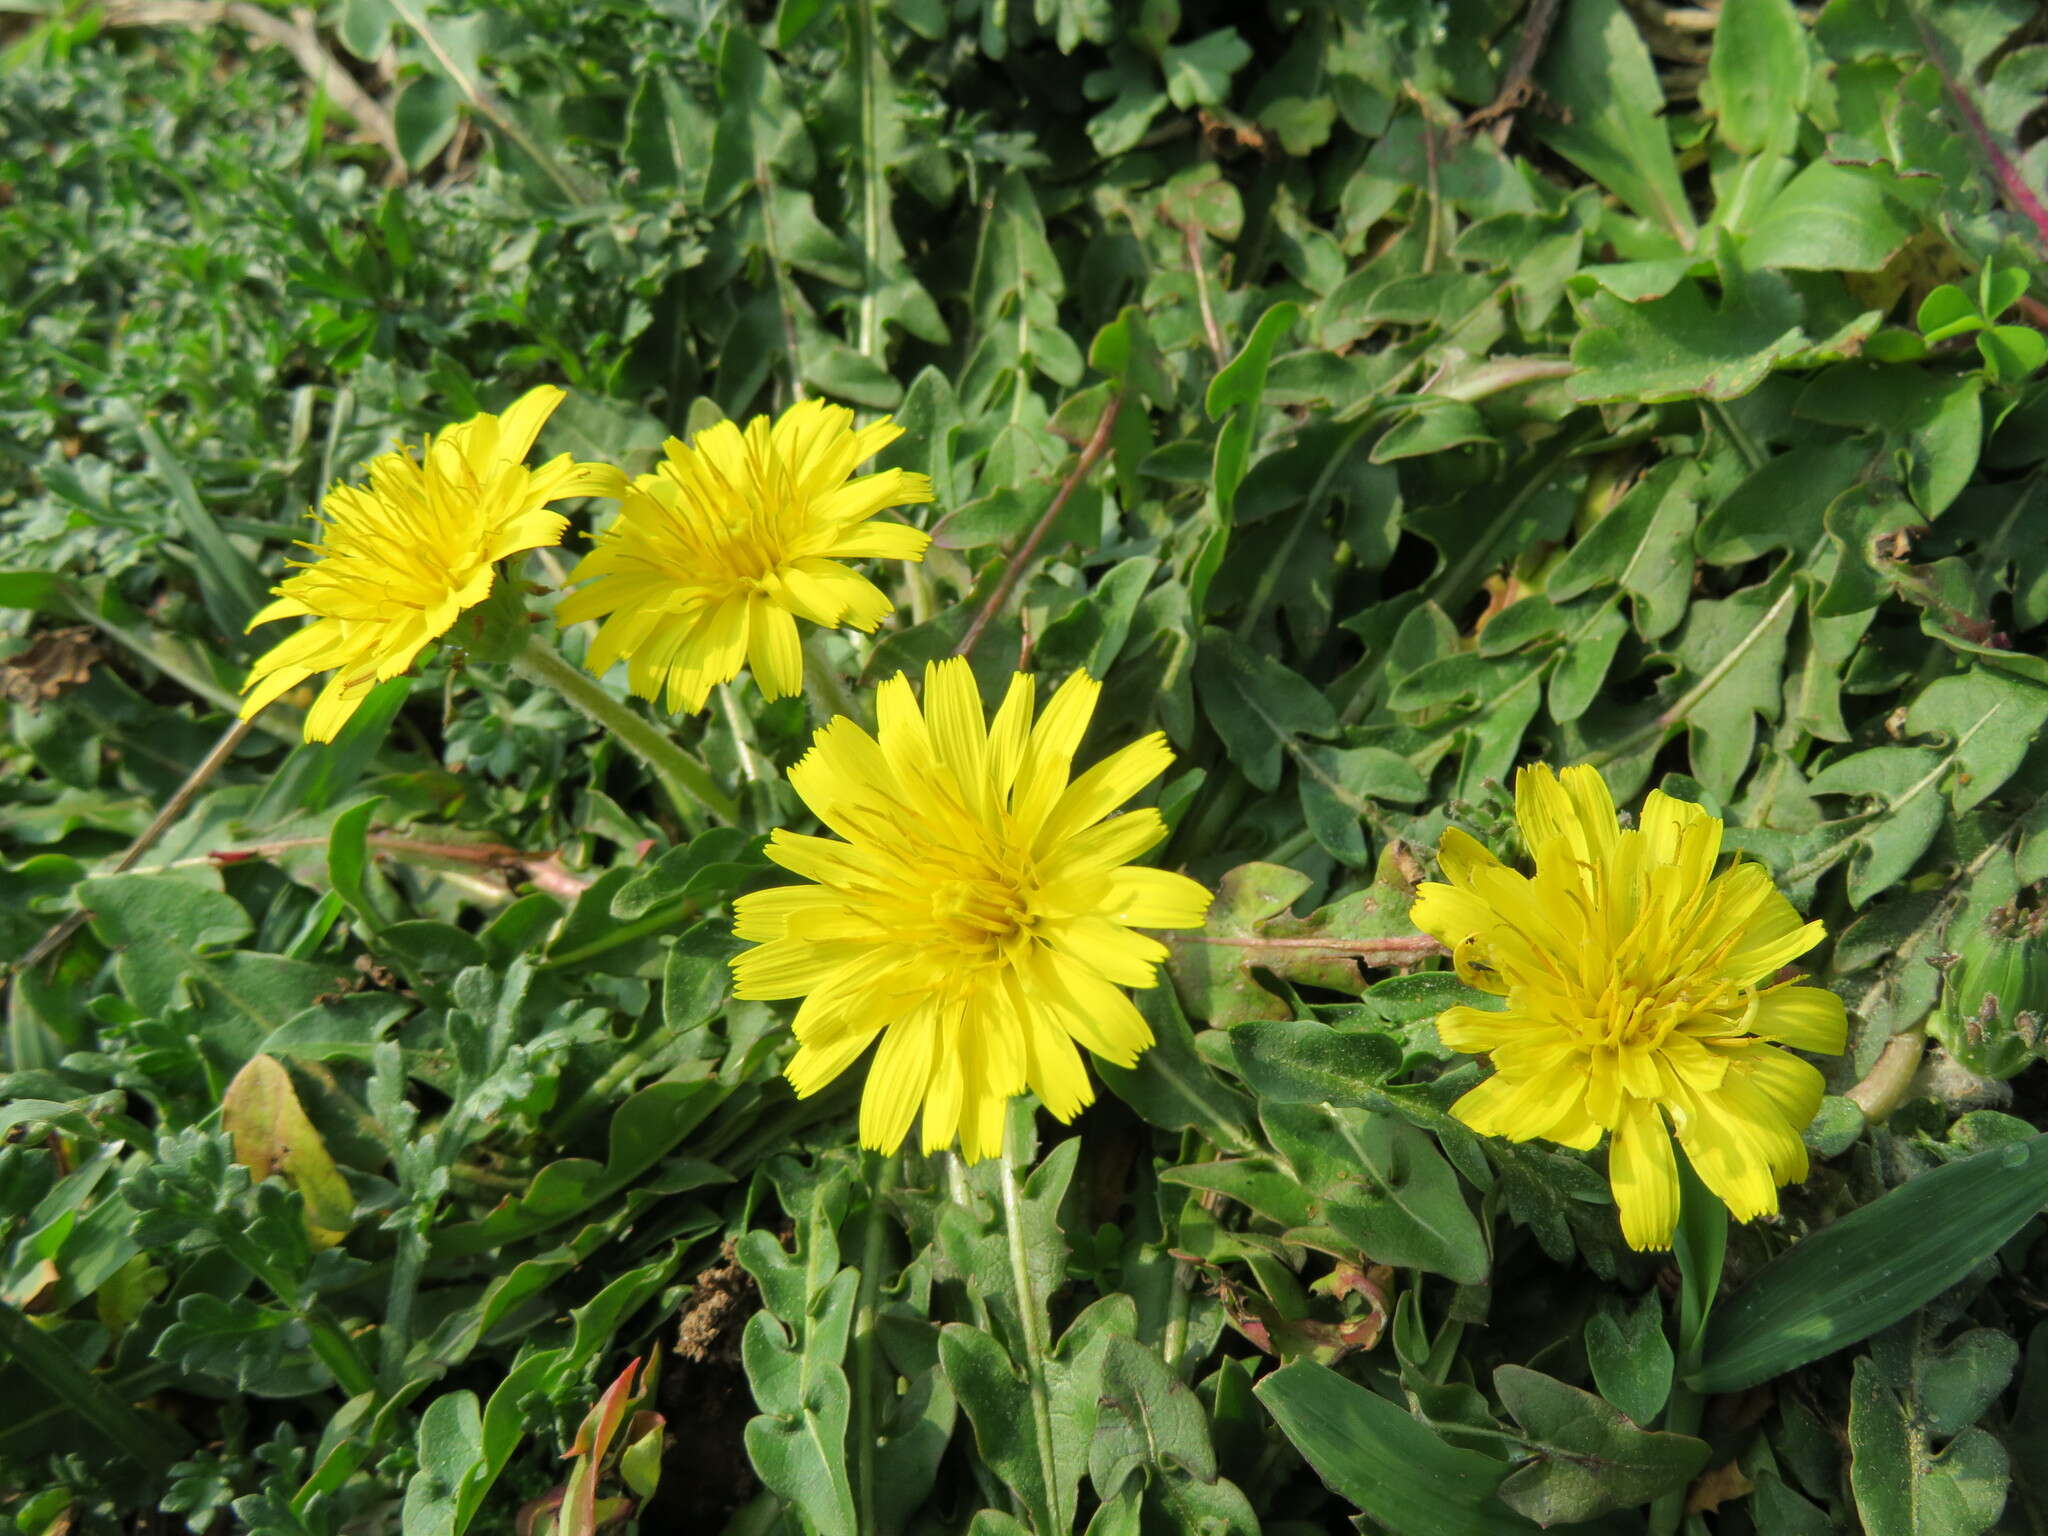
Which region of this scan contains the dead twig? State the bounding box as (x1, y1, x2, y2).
(100, 0, 403, 165)
(1911, 8, 2048, 262)
(955, 393, 1123, 661)
(1183, 224, 1228, 366)
(181, 830, 590, 901)
(1466, 0, 1564, 145)
(11, 713, 259, 976)
(1170, 933, 1445, 959)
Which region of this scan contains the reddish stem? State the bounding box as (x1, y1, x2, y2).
(1914, 12, 2048, 258)
(955, 393, 1123, 660)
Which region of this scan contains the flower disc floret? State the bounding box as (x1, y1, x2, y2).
(557, 399, 934, 714)
(1411, 763, 1847, 1250)
(730, 658, 1212, 1162)
(240, 385, 623, 742)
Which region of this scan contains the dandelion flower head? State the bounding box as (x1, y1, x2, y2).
(556, 399, 933, 714)
(730, 658, 1212, 1162)
(1411, 764, 1846, 1250)
(241, 385, 622, 742)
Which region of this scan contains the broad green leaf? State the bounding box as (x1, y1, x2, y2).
(1165, 862, 1420, 1029)
(1743, 163, 1917, 273)
(1193, 628, 1334, 791)
(1692, 1134, 2048, 1392)
(1098, 983, 1258, 1153)
(1659, 569, 1799, 800)
(1903, 667, 2048, 812)
(1493, 1366, 1708, 1522)
(221, 1054, 355, 1243)
(1161, 29, 1251, 110)
(626, 70, 713, 196)
(428, 1082, 725, 1258)
(1205, 300, 1301, 525)
(1849, 1354, 2010, 1536)
(1807, 746, 1947, 905)
(1709, 0, 1806, 154)
(1585, 1290, 1675, 1426)
(1534, 0, 1694, 240)
(102, 401, 267, 636)
(1229, 1021, 1401, 1106)
(1090, 1333, 1217, 1495)
(1262, 1102, 1489, 1283)
(1571, 258, 1811, 403)
(326, 796, 386, 933)
(1254, 1361, 1541, 1536)
(0, 1299, 190, 1474)
(744, 1270, 861, 1536)
(393, 73, 462, 171)
(401, 1391, 484, 1536)
(1917, 284, 1983, 343)
(81, 874, 335, 1037)
(1696, 441, 1869, 564)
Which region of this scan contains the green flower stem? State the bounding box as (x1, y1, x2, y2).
(1702, 397, 1765, 473)
(1650, 1158, 1728, 1536)
(378, 1215, 430, 1393)
(1159, 1129, 1198, 1375)
(1646, 1382, 1705, 1536)
(513, 635, 737, 827)
(853, 1151, 901, 1536)
(999, 1145, 1065, 1535)
(803, 629, 866, 727)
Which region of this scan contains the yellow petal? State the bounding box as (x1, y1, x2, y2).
(1011, 670, 1100, 832)
(825, 517, 933, 561)
(246, 594, 309, 631)
(1752, 985, 1846, 1053)
(1449, 1051, 1588, 1144)
(1637, 789, 1722, 877)
(919, 1005, 968, 1154)
(302, 672, 367, 743)
(1609, 1098, 1681, 1251)
(730, 937, 870, 999)
(922, 657, 990, 794)
(787, 1028, 879, 1098)
(1434, 1005, 1524, 1054)
(1024, 1008, 1094, 1121)
(860, 1007, 936, 1153)
(747, 597, 805, 700)
(1515, 762, 1616, 873)
(1038, 808, 1168, 878)
(1671, 1080, 1795, 1222)
(1039, 733, 1174, 848)
(1042, 915, 1165, 988)
(1435, 826, 1503, 886)
(874, 670, 936, 781)
(1732, 1045, 1825, 1136)
(1098, 868, 1212, 929)
(985, 673, 1036, 799)
(1021, 950, 1154, 1067)
(778, 558, 893, 630)
(731, 885, 843, 942)
(1409, 880, 1498, 951)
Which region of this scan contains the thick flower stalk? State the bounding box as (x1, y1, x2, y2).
(1411, 764, 1846, 1250)
(557, 399, 933, 714)
(241, 385, 623, 742)
(730, 658, 1212, 1161)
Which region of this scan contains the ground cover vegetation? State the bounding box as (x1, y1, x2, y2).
(5, 0, 2048, 1532)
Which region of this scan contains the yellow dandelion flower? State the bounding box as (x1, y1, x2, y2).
(555, 398, 934, 714)
(1412, 764, 1846, 1251)
(730, 658, 1212, 1162)
(241, 385, 624, 743)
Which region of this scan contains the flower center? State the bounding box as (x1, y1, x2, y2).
(930, 871, 1035, 955)
(1578, 971, 1749, 1051)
